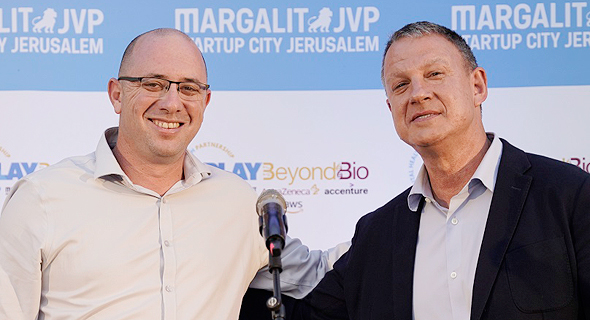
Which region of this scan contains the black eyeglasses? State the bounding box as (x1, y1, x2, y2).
(118, 77, 210, 101)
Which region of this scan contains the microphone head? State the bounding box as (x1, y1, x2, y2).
(256, 189, 286, 216)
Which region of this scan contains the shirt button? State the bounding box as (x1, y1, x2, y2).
(165, 285, 173, 292)
(162, 198, 167, 204)
(450, 272, 457, 279)
(164, 240, 171, 247)
(425, 198, 432, 203)
(451, 217, 458, 225)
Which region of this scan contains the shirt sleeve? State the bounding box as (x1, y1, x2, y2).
(0, 178, 47, 320)
(249, 236, 350, 299)
(0, 266, 26, 320)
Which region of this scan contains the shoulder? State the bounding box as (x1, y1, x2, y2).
(196, 165, 257, 201)
(22, 153, 95, 181)
(204, 165, 255, 188)
(501, 139, 589, 184)
(526, 153, 587, 180)
(504, 140, 588, 182)
(8, 153, 96, 194)
(499, 140, 590, 200)
(526, 154, 590, 202)
(355, 187, 412, 231)
(2, 154, 96, 215)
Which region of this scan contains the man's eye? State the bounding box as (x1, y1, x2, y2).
(394, 82, 408, 91)
(429, 71, 442, 77)
(143, 81, 165, 90)
(180, 84, 200, 94)
(182, 85, 198, 92)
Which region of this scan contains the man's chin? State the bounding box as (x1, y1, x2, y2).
(409, 135, 445, 150)
(147, 143, 188, 160)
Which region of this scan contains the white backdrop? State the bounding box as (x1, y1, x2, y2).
(1, 1, 590, 250)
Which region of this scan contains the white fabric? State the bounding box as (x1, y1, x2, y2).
(408, 133, 503, 320)
(0, 127, 339, 320)
(0, 266, 25, 320)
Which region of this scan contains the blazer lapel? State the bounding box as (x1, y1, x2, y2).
(470, 139, 532, 320)
(391, 195, 424, 319)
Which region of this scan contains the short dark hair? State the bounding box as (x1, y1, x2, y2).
(381, 21, 477, 83)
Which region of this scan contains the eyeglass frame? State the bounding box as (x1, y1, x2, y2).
(117, 76, 210, 100)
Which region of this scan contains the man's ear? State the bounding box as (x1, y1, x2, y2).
(386, 99, 392, 112)
(472, 67, 488, 107)
(108, 78, 123, 114)
(205, 89, 212, 107)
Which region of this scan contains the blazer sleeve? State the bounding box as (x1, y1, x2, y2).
(304, 251, 350, 320)
(303, 213, 375, 320)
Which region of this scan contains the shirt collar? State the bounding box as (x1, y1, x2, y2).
(182, 148, 212, 187)
(407, 133, 503, 211)
(94, 127, 212, 187)
(470, 132, 502, 193)
(94, 127, 125, 179)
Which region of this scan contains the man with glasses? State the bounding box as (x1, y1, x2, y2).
(0, 28, 344, 319)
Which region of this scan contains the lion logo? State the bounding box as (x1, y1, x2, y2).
(32, 8, 58, 33)
(308, 8, 333, 33)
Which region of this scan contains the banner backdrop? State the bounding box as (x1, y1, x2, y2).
(1, 1, 589, 250)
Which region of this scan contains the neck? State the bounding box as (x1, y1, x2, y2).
(113, 146, 184, 196)
(419, 133, 491, 208)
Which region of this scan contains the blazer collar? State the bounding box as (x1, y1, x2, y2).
(391, 193, 424, 319)
(470, 139, 532, 320)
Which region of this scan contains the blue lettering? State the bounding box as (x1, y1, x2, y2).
(245, 162, 261, 180)
(232, 163, 248, 180)
(0, 162, 46, 180)
(206, 162, 225, 170)
(204, 162, 262, 180)
(0, 163, 24, 180)
(21, 162, 38, 175)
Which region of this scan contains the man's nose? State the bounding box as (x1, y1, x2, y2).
(159, 83, 183, 112)
(409, 79, 433, 104)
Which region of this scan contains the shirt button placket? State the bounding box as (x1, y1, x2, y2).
(159, 196, 177, 319)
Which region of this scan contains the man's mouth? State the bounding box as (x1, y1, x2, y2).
(412, 112, 437, 122)
(151, 119, 182, 129)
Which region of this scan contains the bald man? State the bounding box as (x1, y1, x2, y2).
(0, 28, 341, 320)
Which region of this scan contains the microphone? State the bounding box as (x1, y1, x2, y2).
(256, 189, 288, 257)
(256, 189, 289, 319)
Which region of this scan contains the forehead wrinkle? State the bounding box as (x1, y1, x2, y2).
(420, 57, 453, 72)
(388, 55, 452, 77)
(183, 77, 206, 84)
(423, 56, 451, 66)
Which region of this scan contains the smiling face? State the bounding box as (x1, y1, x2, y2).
(382, 34, 487, 151)
(108, 30, 210, 165)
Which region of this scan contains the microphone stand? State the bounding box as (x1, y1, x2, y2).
(266, 239, 286, 320)
(256, 190, 289, 319)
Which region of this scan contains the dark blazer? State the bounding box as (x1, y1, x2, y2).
(305, 139, 590, 319)
(239, 288, 306, 320)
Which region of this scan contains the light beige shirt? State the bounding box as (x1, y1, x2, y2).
(408, 133, 503, 320)
(0, 128, 337, 320)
